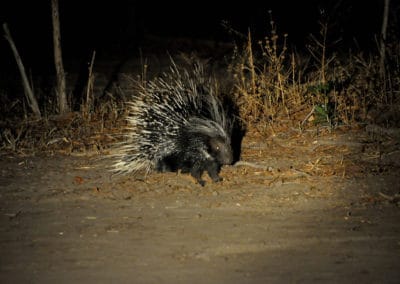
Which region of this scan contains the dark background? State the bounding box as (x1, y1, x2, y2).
(0, 0, 394, 76)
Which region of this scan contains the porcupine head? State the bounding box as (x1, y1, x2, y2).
(205, 134, 233, 181)
(179, 118, 233, 186)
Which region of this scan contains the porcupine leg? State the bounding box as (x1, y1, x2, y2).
(190, 163, 206, 186)
(206, 162, 223, 183)
(155, 155, 178, 172)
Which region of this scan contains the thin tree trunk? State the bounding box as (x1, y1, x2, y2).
(51, 0, 68, 114)
(3, 23, 41, 118)
(83, 50, 96, 119)
(379, 0, 390, 76)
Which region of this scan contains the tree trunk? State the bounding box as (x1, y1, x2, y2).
(379, 0, 390, 77)
(51, 0, 68, 114)
(3, 23, 41, 118)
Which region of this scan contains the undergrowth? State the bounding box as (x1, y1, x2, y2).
(1, 11, 399, 154)
(229, 11, 399, 134)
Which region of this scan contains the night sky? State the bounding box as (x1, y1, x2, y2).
(0, 0, 392, 75)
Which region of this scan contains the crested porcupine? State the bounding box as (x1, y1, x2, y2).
(111, 60, 236, 186)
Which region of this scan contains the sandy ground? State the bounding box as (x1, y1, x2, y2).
(0, 126, 399, 283)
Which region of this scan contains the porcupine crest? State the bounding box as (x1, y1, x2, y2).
(111, 60, 233, 185)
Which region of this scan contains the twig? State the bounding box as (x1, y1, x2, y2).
(234, 161, 272, 170)
(379, 192, 400, 203)
(301, 106, 315, 126)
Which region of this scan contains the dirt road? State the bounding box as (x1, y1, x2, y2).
(1, 128, 399, 283)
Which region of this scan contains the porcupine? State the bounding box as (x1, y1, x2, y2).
(111, 60, 234, 186)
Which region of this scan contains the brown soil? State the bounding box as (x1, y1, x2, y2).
(1, 124, 399, 283)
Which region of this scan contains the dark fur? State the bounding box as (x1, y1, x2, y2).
(155, 124, 233, 186)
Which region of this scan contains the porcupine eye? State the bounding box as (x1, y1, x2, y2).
(209, 138, 233, 165)
(209, 138, 222, 154)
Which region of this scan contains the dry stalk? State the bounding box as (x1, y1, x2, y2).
(247, 30, 257, 100)
(83, 50, 96, 120)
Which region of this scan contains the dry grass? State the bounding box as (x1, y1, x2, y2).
(229, 14, 400, 136)
(0, 102, 125, 155)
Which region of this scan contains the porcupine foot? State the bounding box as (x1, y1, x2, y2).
(190, 167, 206, 186)
(206, 162, 223, 183)
(190, 161, 223, 186)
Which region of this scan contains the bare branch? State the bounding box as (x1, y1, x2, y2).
(3, 23, 41, 118)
